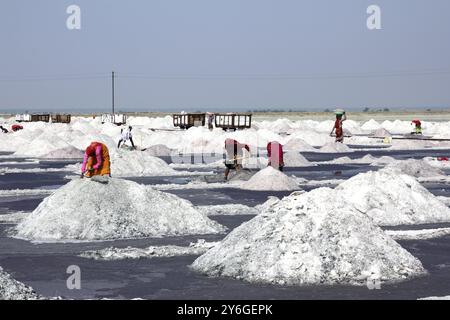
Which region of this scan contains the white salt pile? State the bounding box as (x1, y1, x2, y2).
(383, 159, 445, 178)
(0, 267, 39, 300)
(336, 169, 450, 226)
(423, 157, 450, 169)
(371, 128, 392, 137)
(80, 239, 218, 261)
(361, 119, 382, 131)
(110, 151, 178, 176)
(142, 144, 173, 157)
(42, 146, 83, 159)
(240, 167, 299, 191)
(283, 152, 313, 167)
(192, 188, 425, 286)
(283, 138, 316, 152)
(197, 196, 280, 216)
(319, 142, 353, 153)
(15, 178, 225, 242)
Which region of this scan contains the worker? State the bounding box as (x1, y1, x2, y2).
(411, 120, 422, 135)
(81, 142, 111, 178)
(11, 124, 23, 132)
(207, 113, 215, 130)
(267, 141, 284, 171)
(0, 126, 8, 133)
(330, 110, 347, 143)
(224, 138, 250, 180)
(117, 126, 136, 149)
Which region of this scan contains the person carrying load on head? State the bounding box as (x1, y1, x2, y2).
(330, 109, 347, 143)
(117, 126, 136, 149)
(224, 138, 250, 181)
(81, 142, 111, 178)
(267, 141, 284, 171)
(411, 120, 422, 135)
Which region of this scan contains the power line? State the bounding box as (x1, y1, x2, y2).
(1, 68, 450, 82)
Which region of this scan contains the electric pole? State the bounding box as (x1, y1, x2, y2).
(112, 71, 115, 115)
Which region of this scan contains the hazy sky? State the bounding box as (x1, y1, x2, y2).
(1, 0, 450, 112)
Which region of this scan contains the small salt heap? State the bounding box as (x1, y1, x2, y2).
(240, 167, 299, 191)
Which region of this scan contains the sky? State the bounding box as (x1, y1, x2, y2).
(0, 0, 450, 112)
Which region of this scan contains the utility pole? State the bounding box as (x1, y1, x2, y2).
(112, 71, 115, 115)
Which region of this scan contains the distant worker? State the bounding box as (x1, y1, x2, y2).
(411, 120, 422, 135)
(117, 126, 136, 149)
(0, 126, 8, 133)
(224, 138, 250, 181)
(330, 109, 347, 143)
(81, 142, 111, 178)
(267, 141, 284, 171)
(11, 124, 23, 132)
(207, 113, 215, 130)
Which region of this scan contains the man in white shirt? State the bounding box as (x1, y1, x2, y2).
(117, 126, 136, 149)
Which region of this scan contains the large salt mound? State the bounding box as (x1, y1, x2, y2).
(111, 151, 177, 176)
(15, 178, 225, 242)
(192, 188, 425, 286)
(319, 142, 353, 153)
(336, 170, 450, 226)
(42, 146, 83, 159)
(0, 266, 39, 300)
(240, 167, 299, 191)
(283, 152, 313, 167)
(383, 159, 445, 178)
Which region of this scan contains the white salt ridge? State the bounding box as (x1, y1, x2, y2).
(283, 152, 313, 167)
(240, 167, 299, 191)
(197, 197, 280, 216)
(42, 146, 83, 159)
(322, 155, 396, 165)
(386, 228, 450, 241)
(419, 296, 450, 300)
(0, 267, 40, 300)
(110, 151, 178, 176)
(0, 167, 69, 174)
(371, 128, 392, 137)
(0, 212, 30, 224)
(319, 142, 353, 153)
(383, 159, 445, 178)
(422, 157, 450, 169)
(142, 144, 173, 157)
(192, 188, 426, 286)
(197, 204, 258, 216)
(15, 178, 225, 242)
(80, 239, 218, 261)
(336, 169, 450, 226)
(0, 189, 54, 197)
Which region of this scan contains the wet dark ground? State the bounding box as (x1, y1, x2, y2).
(1, 148, 450, 299)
